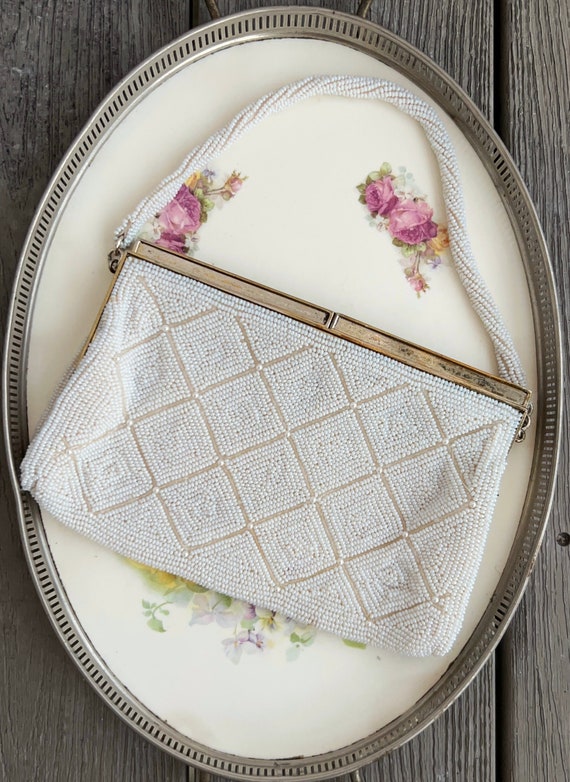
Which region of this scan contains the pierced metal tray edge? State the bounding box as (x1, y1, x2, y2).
(2, 6, 563, 779)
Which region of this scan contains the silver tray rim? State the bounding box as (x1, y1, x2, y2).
(2, 6, 563, 778)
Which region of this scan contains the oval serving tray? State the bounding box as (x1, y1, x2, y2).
(3, 6, 561, 778)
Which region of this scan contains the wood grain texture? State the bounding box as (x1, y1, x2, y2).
(202, 2, 497, 781)
(2, 0, 566, 780)
(497, 0, 570, 780)
(0, 1, 191, 780)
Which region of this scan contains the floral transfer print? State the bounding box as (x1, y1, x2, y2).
(139, 169, 247, 254)
(132, 561, 319, 663)
(357, 163, 450, 296)
(132, 561, 365, 664)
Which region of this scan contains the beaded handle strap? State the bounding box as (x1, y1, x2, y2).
(116, 75, 525, 387)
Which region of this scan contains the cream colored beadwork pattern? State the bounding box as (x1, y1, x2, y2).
(21, 258, 521, 657)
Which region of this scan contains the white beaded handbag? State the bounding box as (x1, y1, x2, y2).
(20, 76, 532, 657)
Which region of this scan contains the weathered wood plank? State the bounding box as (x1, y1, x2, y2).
(0, 0, 191, 780)
(498, 0, 570, 780)
(201, 3, 496, 781)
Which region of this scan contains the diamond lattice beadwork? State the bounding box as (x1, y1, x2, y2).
(21, 258, 522, 656)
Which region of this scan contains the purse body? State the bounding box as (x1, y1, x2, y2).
(21, 241, 525, 656)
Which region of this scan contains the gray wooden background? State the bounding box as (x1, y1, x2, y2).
(1, 1, 568, 780)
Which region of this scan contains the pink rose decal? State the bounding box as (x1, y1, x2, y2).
(158, 186, 201, 235)
(388, 199, 438, 245)
(357, 162, 448, 296)
(221, 171, 247, 200)
(156, 230, 186, 254)
(140, 170, 247, 257)
(364, 176, 399, 216)
(406, 272, 429, 295)
(227, 175, 243, 194)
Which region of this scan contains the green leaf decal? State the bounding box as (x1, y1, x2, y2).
(342, 639, 367, 649)
(290, 632, 302, 644)
(147, 617, 166, 633)
(185, 582, 209, 593)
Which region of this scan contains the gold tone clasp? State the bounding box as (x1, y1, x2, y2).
(324, 311, 340, 329)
